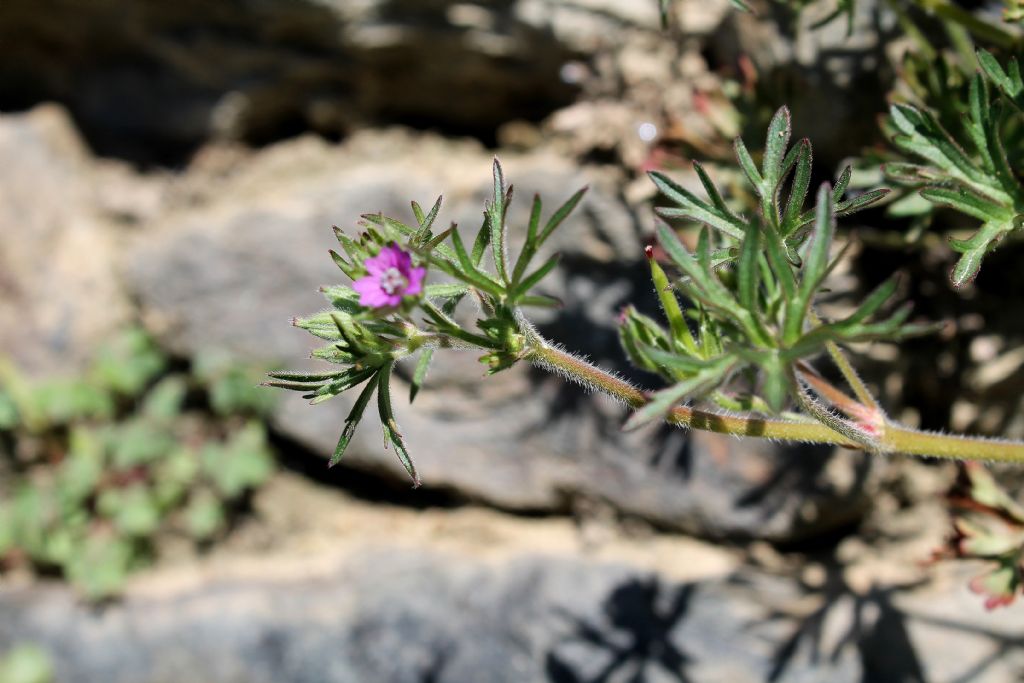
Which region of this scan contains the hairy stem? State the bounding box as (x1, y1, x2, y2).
(524, 333, 1024, 464)
(796, 362, 878, 424)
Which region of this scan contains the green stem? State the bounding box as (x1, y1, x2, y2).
(526, 338, 861, 444)
(524, 334, 1024, 464)
(807, 310, 883, 415)
(795, 361, 877, 423)
(884, 426, 1024, 463)
(793, 373, 881, 451)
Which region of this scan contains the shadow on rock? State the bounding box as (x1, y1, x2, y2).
(546, 577, 696, 683)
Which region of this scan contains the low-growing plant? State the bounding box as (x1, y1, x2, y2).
(274, 95, 1024, 605)
(0, 645, 53, 683)
(0, 331, 275, 599)
(883, 49, 1024, 287)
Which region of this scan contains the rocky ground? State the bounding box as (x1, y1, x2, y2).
(2, 0, 1024, 681)
(4, 470, 1024, 682)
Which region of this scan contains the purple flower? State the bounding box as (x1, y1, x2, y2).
(352, 243, 426, 308)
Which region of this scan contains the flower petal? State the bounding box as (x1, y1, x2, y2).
(352, 275, 391, 308)
(363, 252, 390, 276)
(393, 246, 413, 275)
(405, 267, 427, 296)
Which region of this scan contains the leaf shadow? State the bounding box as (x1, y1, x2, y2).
(546, 576, 697, 683)
(737, 558, 929, 683)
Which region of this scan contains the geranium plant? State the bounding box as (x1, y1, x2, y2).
(272, 49, 1024, 606)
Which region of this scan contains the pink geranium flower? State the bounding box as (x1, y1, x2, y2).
(352, 243, 426, 308)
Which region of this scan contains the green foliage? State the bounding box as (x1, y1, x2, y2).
(884, 50, 1024, 288)
(277, 160, 581, 484)
(623, 107, 928, 429)
(0, 330, 275, 600)
(942, 464, 1024, 609)
(0, 645, 53, 683)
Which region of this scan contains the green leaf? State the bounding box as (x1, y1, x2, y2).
(413, 195, 443, 242)
(949, 217, 1021, 289)
(638, 343, 725, 376)
(111, 420, 175, 469)
(329, 374, 378, 467)
(648, 249, 697, 355)
(333, 226, 372, 265)
(107, 485, 161, 538)
(920, 186, 1008, 222)
(538, 186, 588, 246)
(651, 171, 747, 240)
(623, 356, 736, 430)
(760, 356, 791, 414)
(837, 275, 900, 328)
(737, 226, 761, 314)
(376, 365, 420, 486)
(978, 49, 1024, 111)
(734, 137, 764, 191)
(656, 224, 741, 324)
(782, 185, 834, 345)
(153, 447, 200, 508)
(834, 188, 890, 218)
(764, 223, 797, 301)
(0, 644, 54, 683)
(362, 213, 458, 262)
(488, 158, 510, 283)
(883, 162, 936, 184)
(203, 422, 275, 498)
(266, 369, 350, 383)
(799, 184, 835, 304)
(470, 213, 490, 268)
(692, 162, 733, 215)
(93, 328, 167, 398)
(762, 106, 792, 195)
(410, 348, 433, 403)
(65, 532, 134, 600)
(184, 491, 226, 540)
(425, 283, 470, 299)
(516, 294, 563, 308)
(781, 140, 812, 235)
(527, 194, 542, 243)
(305, 366, 379, 403)
(969, 559, 1022, 610)
(510, 253, 560, 301)
(446, 228, 505, 296)
(889, 104, 984, 188)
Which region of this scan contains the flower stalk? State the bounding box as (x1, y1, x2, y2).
(276, 109, 1024, 483)
(526, 335, 1024, 463)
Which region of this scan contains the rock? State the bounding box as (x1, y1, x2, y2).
(0, 0, 636, 163)
(708, 0, 896, 171)
(2, 522, 1022, 683)
(127, 128, 878, 541)
(0, 0, 736, 168)
(0, 105, 134, 377)
(0, 549, 852, 683)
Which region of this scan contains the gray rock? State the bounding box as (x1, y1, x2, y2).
(0, 0, 737, 166)
(127, 129, 877, 541)
(0, 105, 133, 376)
(4, 544, 1023, 683)
(709, 0, 897, 171)
(0, 551, 858, 683)
(0, 0, 642, 162)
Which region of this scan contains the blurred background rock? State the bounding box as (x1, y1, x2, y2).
(1, 1, 1023, 681)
